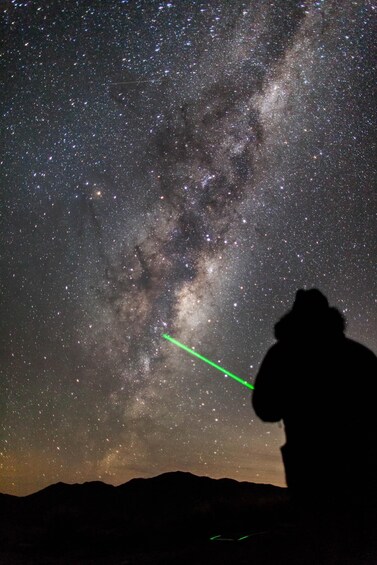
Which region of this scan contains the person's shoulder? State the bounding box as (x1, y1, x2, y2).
(261, 340, 291, 366)
(264, 341, 284, 358)
(344, 337, 377, 362)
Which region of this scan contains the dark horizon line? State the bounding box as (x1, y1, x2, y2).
(0, 469, 286, 498)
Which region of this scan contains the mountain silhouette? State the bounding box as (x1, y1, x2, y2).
(0, 471, 375, 564)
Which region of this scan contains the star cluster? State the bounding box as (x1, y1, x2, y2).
(1, 0, 376, 495)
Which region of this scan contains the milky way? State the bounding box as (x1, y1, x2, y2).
(1, 0, 376, 495)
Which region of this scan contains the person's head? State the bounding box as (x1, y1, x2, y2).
(292, 288, 329, 313)
(274, 288, 345, 341)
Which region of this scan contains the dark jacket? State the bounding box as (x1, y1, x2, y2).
(252, 291, 377, 506)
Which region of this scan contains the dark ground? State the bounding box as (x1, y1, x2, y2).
(1, 472, 376, 564)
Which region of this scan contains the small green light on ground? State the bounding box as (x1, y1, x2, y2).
(162, 334, 254, 390)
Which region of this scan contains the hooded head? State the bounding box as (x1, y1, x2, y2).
(274, 289, 346, 342)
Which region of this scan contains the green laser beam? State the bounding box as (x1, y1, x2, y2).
(162, 334, 254, 390)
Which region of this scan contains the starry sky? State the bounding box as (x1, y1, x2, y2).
(1, 0, 376, 496)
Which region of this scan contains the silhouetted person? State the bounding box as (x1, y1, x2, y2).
(252, 289, 377, 565)
(252, 289, 377, 561)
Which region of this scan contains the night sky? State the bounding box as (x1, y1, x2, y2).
(1, 0, 376, 496)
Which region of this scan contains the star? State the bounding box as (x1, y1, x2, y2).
(0, 0, 375, 496)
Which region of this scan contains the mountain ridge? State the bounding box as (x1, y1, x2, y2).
(1, 470, 283, 499)
(2, 471, 373, 564)
(0, 471, 290, 564)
